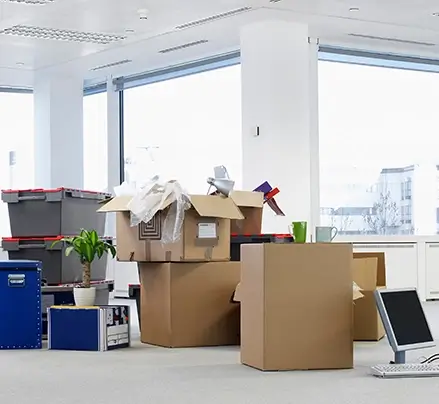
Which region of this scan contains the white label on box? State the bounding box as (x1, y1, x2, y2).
(198, 223, 217, 239)
(41, 295, 55, 314)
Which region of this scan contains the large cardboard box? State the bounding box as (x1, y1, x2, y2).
(229, 191, 264, 235)
(240, 243, 354, 371)
(353, 253, 386, 341)
(139, 261, 241, 348)
(98, 195, 243, 262)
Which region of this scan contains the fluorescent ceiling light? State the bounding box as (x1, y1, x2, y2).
(175, 7, 252, 29)
(348, 33, 435, 47)
(0, 25, 126, 44)
(1, 0, 54, 4)
(159, 40, 208, 54)
(91, 59, 133, 71)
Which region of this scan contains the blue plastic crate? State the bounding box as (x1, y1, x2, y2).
(0, 260, 42, 349)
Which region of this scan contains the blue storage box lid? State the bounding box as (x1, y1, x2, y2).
(0, 260, 42, 269)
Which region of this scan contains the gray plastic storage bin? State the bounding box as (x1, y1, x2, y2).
(2, 188, 111, 237)
(1, 237, 112, 285)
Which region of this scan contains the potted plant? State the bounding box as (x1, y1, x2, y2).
(53, 229, 116, 306)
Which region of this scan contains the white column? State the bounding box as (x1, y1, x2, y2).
(33, 72, 84, 189)
(240, 21, 320, 236)
(105, 77, 121, 239)
(107, 76, 121, 193)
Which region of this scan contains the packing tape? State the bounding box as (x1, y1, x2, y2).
(144, 241, 151, 261)
(165, 250, 172, 261)
(204, 247, 213, 261)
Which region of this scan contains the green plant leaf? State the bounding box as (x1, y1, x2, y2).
(108, 244, 117, 258)
(59, 231, 116, 274)
(65, 246, 74, 256)
(90, 230, 98, 246)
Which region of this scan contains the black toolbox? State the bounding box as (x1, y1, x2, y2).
(2, 236, 112, 285)
(1, 188, 111, 237)
(230, 234, 294, 261)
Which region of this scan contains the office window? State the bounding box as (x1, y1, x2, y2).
(123, 65, 242, 193)
(319, 60, 439, 236)
(83, 92, 108, 191)
(0, 92, 34, 238)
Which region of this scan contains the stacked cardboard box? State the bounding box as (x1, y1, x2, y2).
(98, 192, 264, 348)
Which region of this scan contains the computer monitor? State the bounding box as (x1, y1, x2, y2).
(374, 288, 435, 364)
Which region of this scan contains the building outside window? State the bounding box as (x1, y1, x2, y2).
(319, 60, 439, 236)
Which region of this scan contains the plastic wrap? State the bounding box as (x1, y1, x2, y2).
(127, 179, 191, 244)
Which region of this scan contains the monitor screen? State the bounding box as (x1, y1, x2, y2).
(380, 289, 434, 346)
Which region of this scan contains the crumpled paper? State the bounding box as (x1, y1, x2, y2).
(127, 179, 191, 244)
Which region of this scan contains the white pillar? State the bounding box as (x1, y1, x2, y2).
(240, 21, 320, 236)
(107, 77, 121, 193)
(105, 77, 121, 239)
(33, 72, 84, 189)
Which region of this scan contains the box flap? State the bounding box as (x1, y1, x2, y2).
(229, 191, 264, 208)
(97, 196, 133, 212)
(353, 282, 364, 301)
(190, 195, 244, 220)
(231, 282, 242, 303)
(353, 252, 386, 287)
(353, 257, 378, 291)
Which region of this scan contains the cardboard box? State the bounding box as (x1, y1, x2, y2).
(240, 243, 354, 371)
(139, 261, 241, 347)
(353, 253, 386, 341)
(98, 195, 243, 262)
(229, 191, 264, 235)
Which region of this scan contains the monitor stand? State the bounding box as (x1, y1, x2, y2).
(393, 351, 406, 364)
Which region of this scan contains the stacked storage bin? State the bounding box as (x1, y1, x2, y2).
(1, 188, 112, 335)
(1, 188, 111, 285)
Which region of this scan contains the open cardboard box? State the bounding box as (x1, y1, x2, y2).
(98, 194, 243, 262)
(353, 253, 386, 341)
(229, 191, 264, 235)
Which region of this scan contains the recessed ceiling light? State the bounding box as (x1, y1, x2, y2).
(138, 8, 149, 20)
(349, 7, 360, 11)
(432, 12, 439, 16)
(15, 62, 24, 66)
(0, 25, 126, 44)
(125, 29, 135, 33)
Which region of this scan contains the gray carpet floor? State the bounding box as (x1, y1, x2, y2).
(3, 300, 439, 404)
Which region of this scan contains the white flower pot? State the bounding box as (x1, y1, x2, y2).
(74, 287, 96, 306)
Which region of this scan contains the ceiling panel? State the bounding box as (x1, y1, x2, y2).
(2, 0, 439, 87)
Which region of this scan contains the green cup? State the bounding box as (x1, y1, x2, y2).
(289, 221, 307, 243)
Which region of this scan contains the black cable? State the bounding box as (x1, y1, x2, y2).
(421, 353, 439, 364)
